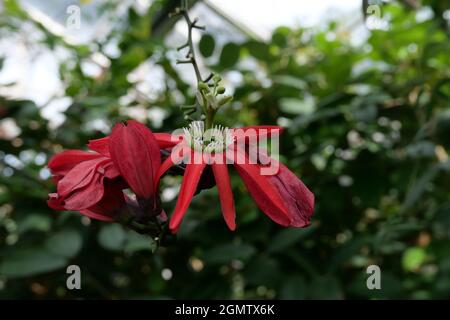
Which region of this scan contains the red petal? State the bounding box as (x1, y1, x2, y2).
(154, 133, 182, 149)
(88, 135, 174, 155)
(212, 163, 236, 231)
(154, 156, 174, 190)
(87, 137, 110, 156)
(255, 150, 314, 227)
(87, 133, 174, 157)
(269, 163, 314, 227)
(47, 193, 65, 210)
(109, 120, 161, 199)
(52, 175, 63, 184)
(79, 209, 115, 222)
(232, 149, 291, 226)
(57, 158, 105, 197)
(79, 179, 126, 221)
(63, 173, 105, 210)
(48, 150, 101, 175)
(169, 162, 207, 231)
(103, 161, 120, 179)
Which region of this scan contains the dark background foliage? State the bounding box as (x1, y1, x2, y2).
(0, 0, 449, 299)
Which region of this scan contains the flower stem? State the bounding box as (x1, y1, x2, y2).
(176, 0, 209, 86)
(205, 110, 215, 130)
(175, 0, 216, 127)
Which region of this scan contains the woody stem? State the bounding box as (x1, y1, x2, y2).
(175, 0, 215, 126)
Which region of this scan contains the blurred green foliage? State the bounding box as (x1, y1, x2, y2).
(0, 0, 450, 299)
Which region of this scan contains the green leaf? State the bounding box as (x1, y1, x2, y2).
(124, 231, 154, 253)
(129, 15, 151, 40)
(4, 0, 28, 19)
(98, 224, 126, 251)
(45, 229, 82, 258)
(329, 237, 372, 272)
(402, 247, 427, 272)
(245, 41, 271, 61)
(0, 249, 67, 278)
(279, 97, 316, 115)
(434, 204, 450, 226)
(268, 226, 316, 253)
(203, 243, 256, 265)
(244, 256, 281, 287)
(219, 43, 240, 69)
(18, 214, 52, 234)
(272, 75, 307, 90)
(349, 102, 378, 123)
(199, 34, 216, 58)
(405, 141, 436, 158)
(271, 26, 291, 47)
(308, 276, 343, 299)
(401, 165, 440, 213)
(279, 275, 307, 299)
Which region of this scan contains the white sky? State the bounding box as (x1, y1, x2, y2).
(208, 0, 362, 39)
(0, 0, 363, 114)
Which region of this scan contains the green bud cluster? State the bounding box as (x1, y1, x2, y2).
(197, 74, 233, 115)
(180, 74, 232, 123)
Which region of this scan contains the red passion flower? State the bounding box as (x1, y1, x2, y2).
(47, 120, 168, 221)
(153, 121, 315, 232)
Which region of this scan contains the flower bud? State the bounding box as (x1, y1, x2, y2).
(198, 81, 209, 91)
(217, 86, 226, 94)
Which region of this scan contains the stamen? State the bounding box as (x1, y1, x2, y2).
(183, 121, 234, 153)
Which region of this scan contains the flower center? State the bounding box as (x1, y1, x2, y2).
(183, 121, 234, 153)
